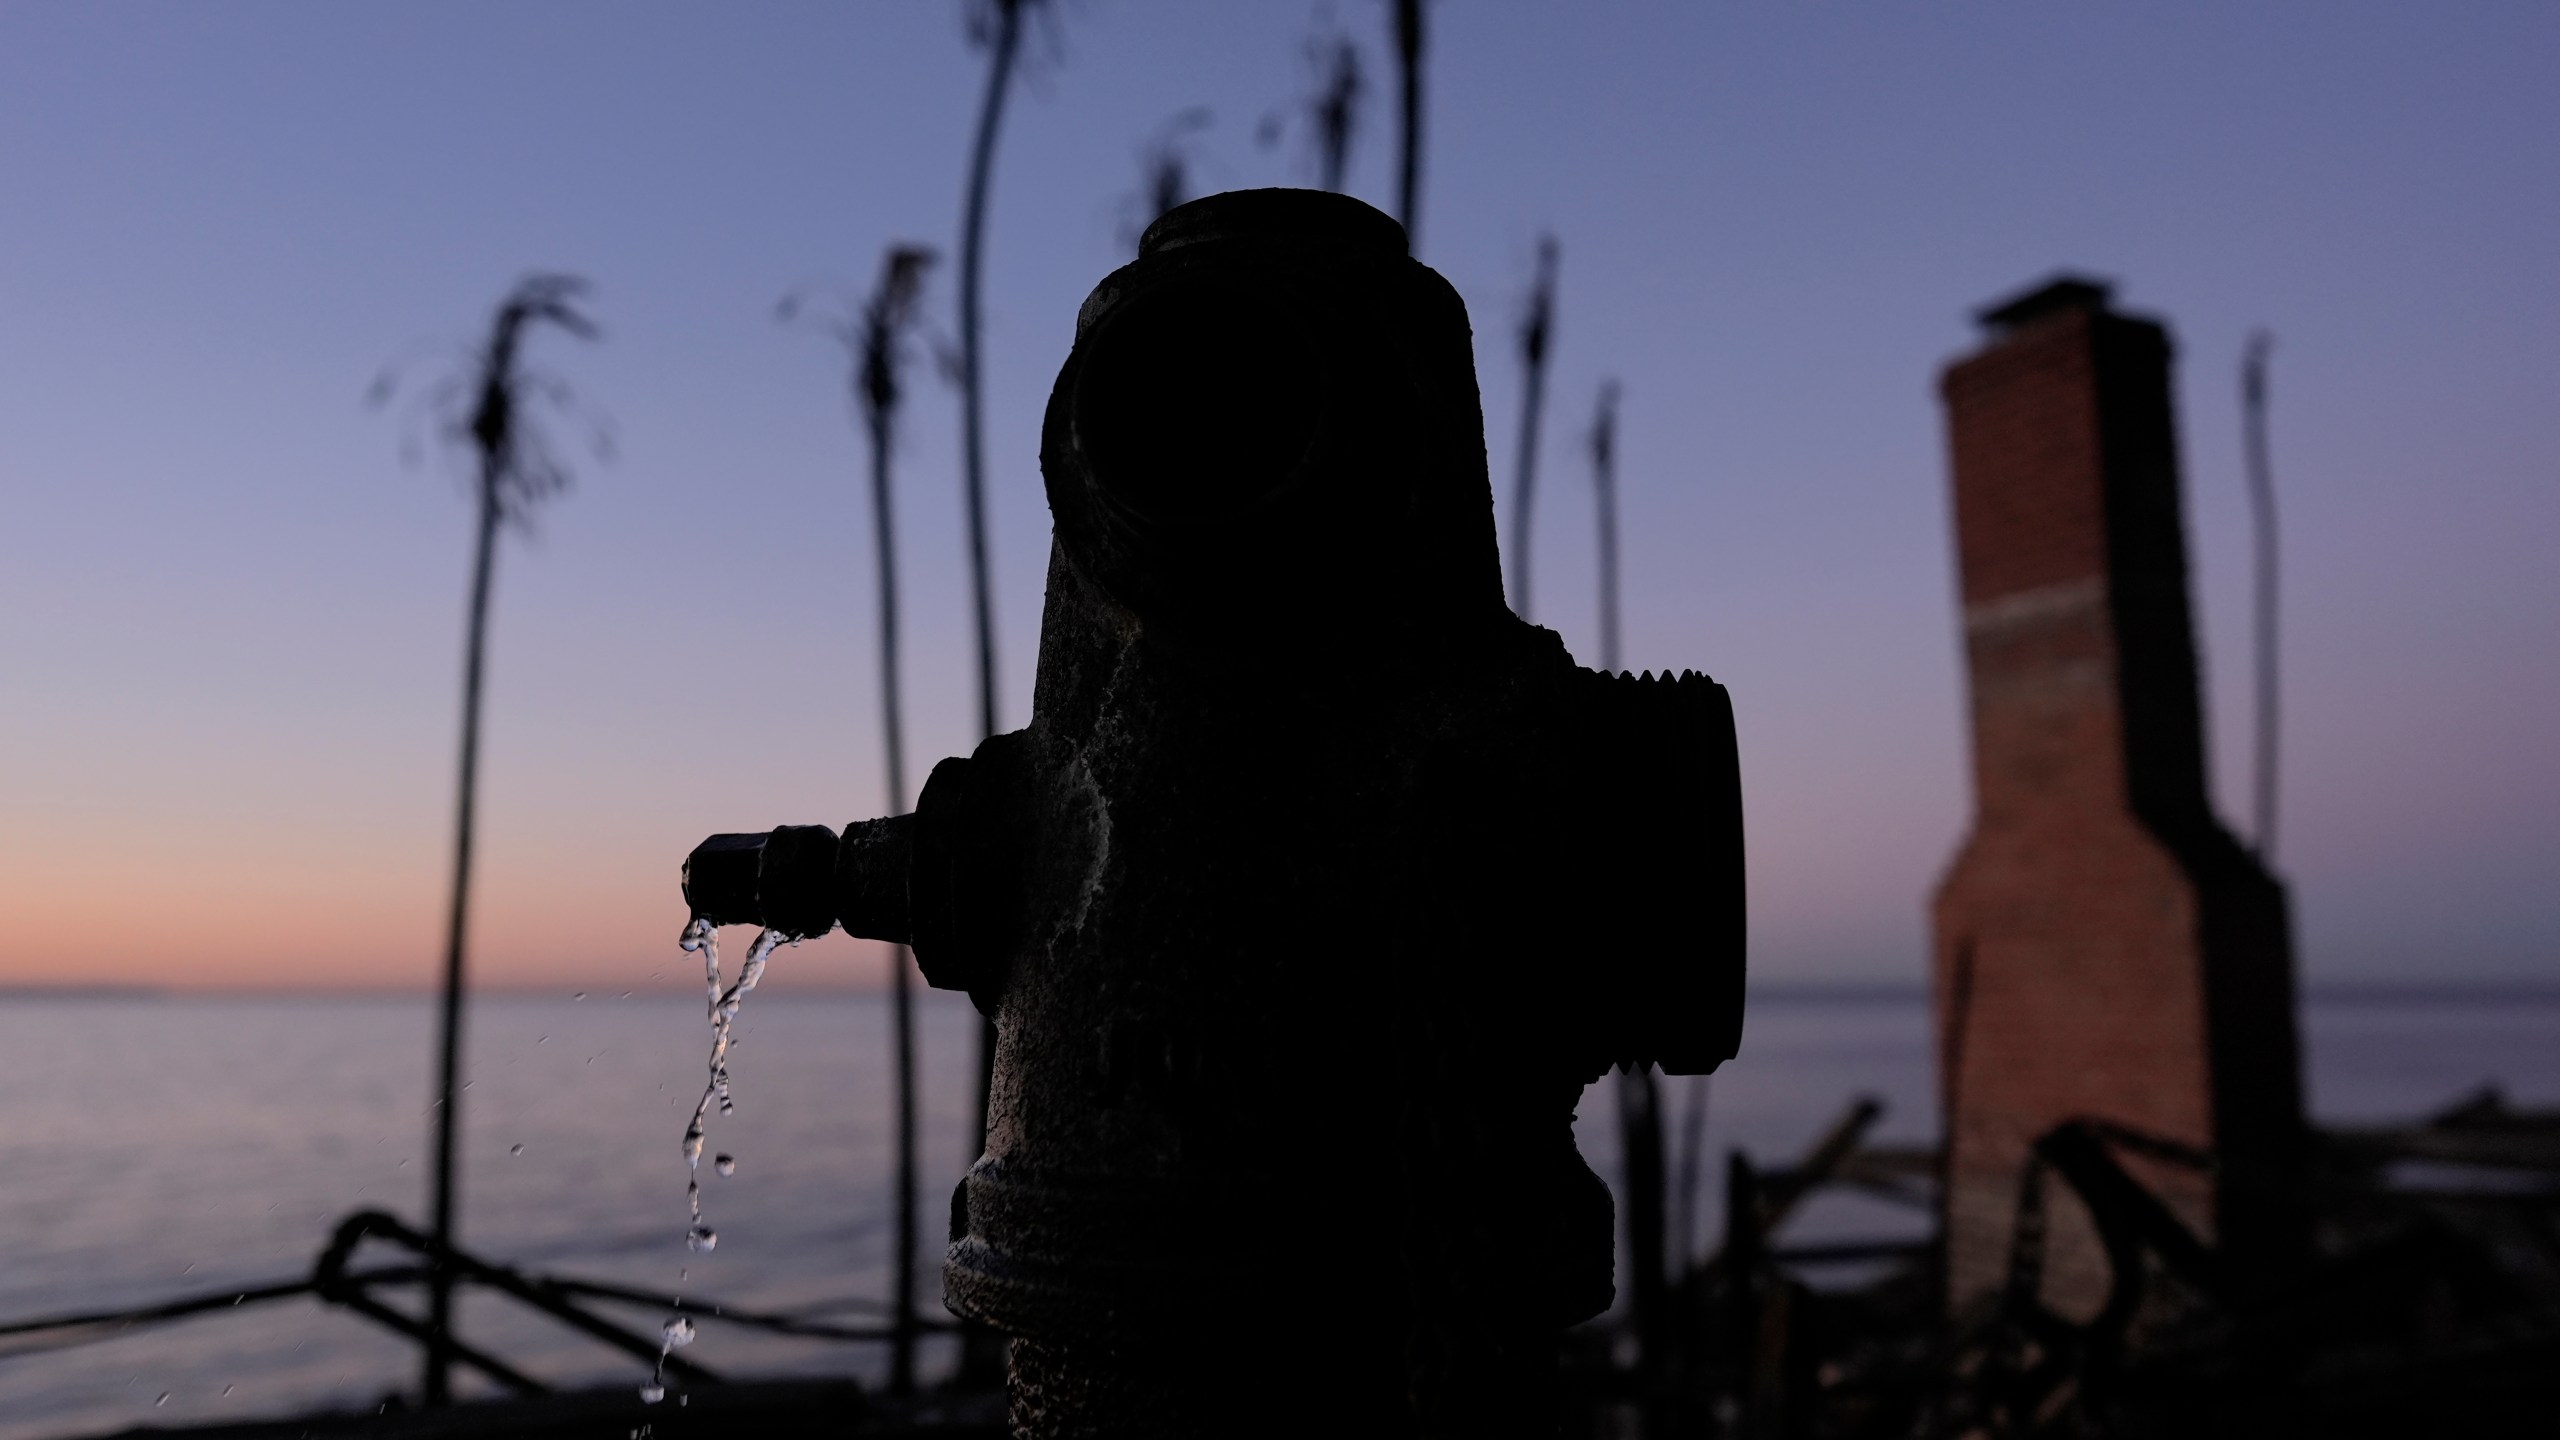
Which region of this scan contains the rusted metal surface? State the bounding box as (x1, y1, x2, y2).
(682, 189, 1747, 1437)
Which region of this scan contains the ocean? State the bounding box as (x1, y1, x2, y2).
(4, 984, 2556, 1438)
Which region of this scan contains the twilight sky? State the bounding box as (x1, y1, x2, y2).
(2, 2, 2554, 992)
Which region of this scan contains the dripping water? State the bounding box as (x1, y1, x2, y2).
(679, 918, 781, 1252)
(653, 916, 783, 1398)
(641, 1314, 695, 1404)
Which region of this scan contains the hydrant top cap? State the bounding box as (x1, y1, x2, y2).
(1139, 188, 1410, 262)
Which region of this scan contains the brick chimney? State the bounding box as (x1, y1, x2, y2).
(1933, 277, 2305, 1317)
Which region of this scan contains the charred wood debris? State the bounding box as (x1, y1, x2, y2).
(1562, 1087, 2560, 1439)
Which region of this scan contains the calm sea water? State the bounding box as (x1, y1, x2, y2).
(4, 984, 2556, 1438)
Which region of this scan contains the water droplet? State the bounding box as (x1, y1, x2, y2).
(509, 1144, 525, 1156)
(638, 1383, 665, 1404)
(687, 1225, 718, 1253)
(156, 1393, 170, 1407)
(661, 1316, 696, 1347)
(222, 1385, 234, 1396)
(538, 1034, 549, 1044)
(573, 991, 587, 1000)
(714, 1154, 735, 1177)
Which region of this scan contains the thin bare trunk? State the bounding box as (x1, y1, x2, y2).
(424, 480, 499, 1407)
(2242, 333, 2279, 860)
(1507, 237, 1558, 619)
(1671, 1071, 1709, 1269)
(1392, 0, 1425, 248)
(959, 0, 1024, 1151)
(1589, 375, 1667, 1415)
(1618, 1067, 1667, 1422)
(868, 399, 920, 1394)
(1590, 381, 1621, 671)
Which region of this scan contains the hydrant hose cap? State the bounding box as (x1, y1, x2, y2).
(679, 824, 842, 942)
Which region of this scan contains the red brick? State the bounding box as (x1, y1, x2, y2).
(1933, 282, 2306, 1317)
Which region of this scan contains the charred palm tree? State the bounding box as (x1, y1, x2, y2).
(1508, 236, 1559, 618)
(957, 0, 1048, 1150)
(1123, 107, 1213, 254)
(780, 246, 936, 1393)
(1308, 26, 1364, 192)
(956, 0, 1044, 751)
(378, 275, 599, 1407)
(1589, 380, 1623, 672)
(1590, 378, 1671, 1414)
(2242, 331, 2280, 860)
(1390, 0, 1426, 247)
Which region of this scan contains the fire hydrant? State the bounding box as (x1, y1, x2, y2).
(683, 189, 1743, 1438)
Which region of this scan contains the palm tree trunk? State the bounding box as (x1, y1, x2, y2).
(1509, 342, 1551, 619)
(1588, 385, 1670, 1417)
(1393, 0, 1425, 248)
(424, 476, 500, 1407)
(2242, 335, 2279, 860)
(959, 0, 1024, 1154)
(1617, 1065, 1667, 1422)
(1592, 385, 1620, 673)
(869, 401, 921, 1396)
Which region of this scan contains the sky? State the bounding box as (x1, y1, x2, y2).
(2, 2, 2554, 992)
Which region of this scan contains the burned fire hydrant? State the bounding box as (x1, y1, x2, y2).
(684, 190, 1743, 1437)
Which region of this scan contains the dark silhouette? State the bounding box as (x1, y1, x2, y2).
(1588, 380, 1622, 670)
(1507, 235, 1558, 618)
(1306, 25, 1363, 193)
(857, 248, 932, 1398)
(957, 0, 1041, 753)
(956, 0, 1046, 1163)
(779, 245, 937, 1394)
(2242, 331, 2280, 860)
(1390, 0, 1426, 247)
(1668, 1068, 1708, 1274)
(1123, 107, 1213, 255)
(378, 275, 599, 1408)
(682, 191, 1746, 1437)
(1589, 376, 1672, 1421)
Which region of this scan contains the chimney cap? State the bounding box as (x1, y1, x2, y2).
(1975, 274, 2115, 335)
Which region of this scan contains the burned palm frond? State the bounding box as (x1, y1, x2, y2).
(860, 247, 936, 451)
(967, 0, 1064, 79)
(369, 276, 608, 529)
(1121, 107, 1213, 254)
(1306, 24, 1364, 193)
(371, 272, 600, 1408)
(1507, 235, 1559, 619)
(460, 275, 601, 531)
(1389, 0, 1427, 246)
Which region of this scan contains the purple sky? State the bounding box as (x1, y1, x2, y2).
(2, 2, 2554, 990)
